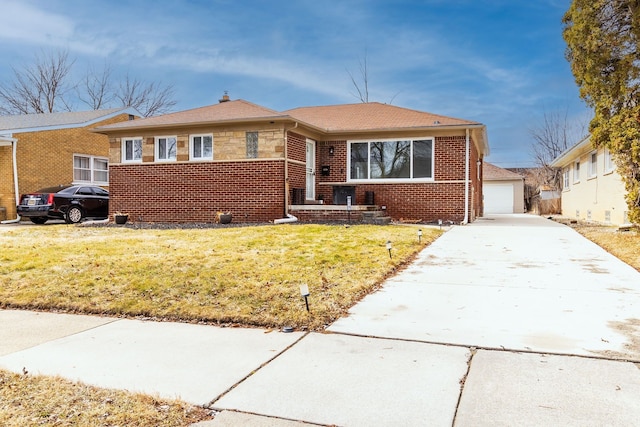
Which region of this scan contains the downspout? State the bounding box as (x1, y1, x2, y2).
(1, 138, 21, 224)
(462, 128, 470, 224)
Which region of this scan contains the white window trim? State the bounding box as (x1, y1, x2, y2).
(588, 151, 598, 179)
(189, 134, 213, 161)
(604, 147, 615, 174)
(347, 137, 435, 183)
(563, 167, 570, 191)
(573, 160, 580, 184)
(73, 154, 109, 185)
(122, 137, 143, 163)
(155, 135, 178, 162)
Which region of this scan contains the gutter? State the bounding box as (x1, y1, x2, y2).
(1, 137, 21, 223)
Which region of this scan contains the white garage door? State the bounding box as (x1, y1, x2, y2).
(484, 183, 514, 214)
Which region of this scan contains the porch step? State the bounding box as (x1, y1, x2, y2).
(361, 210, 392, 225)
(372, 216, 392, 225)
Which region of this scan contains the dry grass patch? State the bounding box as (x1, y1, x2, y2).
(568, 223, 640, 271)
(0, 224, 440, 329)
(0, 369, 213, 426)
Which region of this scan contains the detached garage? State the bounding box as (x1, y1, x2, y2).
(483, 163, 525, 214)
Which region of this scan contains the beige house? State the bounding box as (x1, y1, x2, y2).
(482, 162, 525, 214)
(550, 135, 629, 225)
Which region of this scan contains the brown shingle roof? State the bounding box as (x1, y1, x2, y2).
(483, 162, 524, 180)
(95, 100, 488, 158)
(95, 100, 286, 131)
(284, 102, 480, 132)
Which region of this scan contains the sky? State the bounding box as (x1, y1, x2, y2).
(0, 0, 591, 167)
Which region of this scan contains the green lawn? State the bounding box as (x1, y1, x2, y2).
(0, 223, 441, 330)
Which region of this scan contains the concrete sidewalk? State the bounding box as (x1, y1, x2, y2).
(1, 214, 640, 426)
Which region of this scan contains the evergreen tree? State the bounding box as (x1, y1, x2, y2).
(563, 0, 640, 222)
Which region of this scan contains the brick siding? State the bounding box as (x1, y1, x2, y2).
(104, 129, 483, 224)
(109, 160, 286, 223)
(313, 136, 482, 223)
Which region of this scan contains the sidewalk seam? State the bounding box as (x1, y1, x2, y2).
(451, 347, 476, 427)
(206, 331, 310, 408)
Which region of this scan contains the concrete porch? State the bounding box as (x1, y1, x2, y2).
(288, 204, 391, 224)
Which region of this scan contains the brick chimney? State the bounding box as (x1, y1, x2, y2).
(219, 91, 230, 103)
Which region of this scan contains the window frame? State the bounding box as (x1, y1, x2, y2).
(121, 137, 143, 163)
(189, 134, 213, 161)
(563, 167, 570, 190)
(604, 147, 615, 174)
(347, 137, 435, 183)
(155, 136, 177, 162)
(588, 151, 598, 178)
(73, 154, 109, 185)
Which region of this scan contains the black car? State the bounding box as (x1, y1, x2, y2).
(17, 185, 109, 224)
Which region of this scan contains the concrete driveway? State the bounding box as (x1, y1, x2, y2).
(328, 214, 640, 360)
(212, 214, 640, 426)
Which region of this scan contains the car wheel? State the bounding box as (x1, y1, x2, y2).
(65, 206, 83, 224)
(29, 217, 48, 224)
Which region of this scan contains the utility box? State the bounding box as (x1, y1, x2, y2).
(333, 186, 355, 205)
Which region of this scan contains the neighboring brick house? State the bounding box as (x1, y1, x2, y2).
(551, 135, 630, 225)
(94, 98, 489, 224)
(0, 107, 140, 221)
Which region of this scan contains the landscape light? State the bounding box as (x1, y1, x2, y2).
(386, 240, 392, 259)
(300, 284, 310, 312)
(418, 229, 423, 243)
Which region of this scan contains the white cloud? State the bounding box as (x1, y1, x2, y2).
(0, 0, 74, 47)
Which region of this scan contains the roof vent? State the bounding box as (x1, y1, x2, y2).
(219, 91, 230, 103)
(433, 120, 440, 125)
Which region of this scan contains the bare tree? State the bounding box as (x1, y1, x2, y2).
(0, 49, 74, 114)
(115, 73, 176, 117)
(528, 108, 588, 189)
(78, 62, 114, 110)
(347, 52, 401, 104)
(348, 53, 370, 103)
(0, 49, 177, 117)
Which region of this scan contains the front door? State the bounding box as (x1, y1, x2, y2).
(306, 139, 316, 201)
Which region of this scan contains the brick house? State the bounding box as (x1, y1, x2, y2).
(0, 107, 139, 221)
(94, 98, 489, 224)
